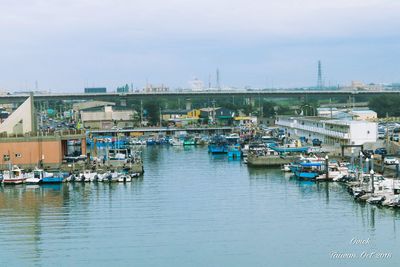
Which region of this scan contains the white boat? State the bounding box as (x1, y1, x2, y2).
(79, 170, 96, 182)
(130, 172, 140, 178)
(65, 174, 75, 182)
(94, 173, 104, 182)
(281, 164, 291, 172)
(25, 168, 46, 184)
(130, 138, 146, 145)
(170, 138, 183, 146)
(118, 174, 132, 182)
(2, 165, 27, 184)
(102, 171, 119, 182)
(316, 165, 348, 181)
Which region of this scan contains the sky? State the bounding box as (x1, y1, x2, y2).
(0, 0, 399, 92)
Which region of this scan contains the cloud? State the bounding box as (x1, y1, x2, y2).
(0, 0, 399, 90)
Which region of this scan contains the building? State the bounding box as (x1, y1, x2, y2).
(234, 116, 257, 126)
(0, 131, 86, 170)
(200, 107, 235, 125)
(144, 84, 169, 93)
(161, 110, 188, 121)
(80, 106, 136, 129)
(189, 78, 204, 91)
(349, 110, 377, 121)
(0, 95, 34, 135)
(0, 93, 86, 170)
(84, 87, 107, 94)
(73, 101, 115, 112)
(275, 116, 377, 145)
(117, 84, 130, 93)
(187, 109, 201, 119)
(317, 108, 377, 121)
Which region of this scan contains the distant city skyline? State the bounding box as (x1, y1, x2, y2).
(0, 0, 399, 92)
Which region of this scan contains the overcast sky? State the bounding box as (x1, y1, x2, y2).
(0, 0, 399, 92)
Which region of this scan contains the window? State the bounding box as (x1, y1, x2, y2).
(3, 155, 10, 161)
(15, 153, 22, 158)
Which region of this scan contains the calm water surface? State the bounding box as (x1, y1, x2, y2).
(1, 146, 399, 267)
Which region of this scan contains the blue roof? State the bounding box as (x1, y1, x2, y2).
(300, 162, 323, 167)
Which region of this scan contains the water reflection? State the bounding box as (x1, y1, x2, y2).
(0, 180, 144, 266)
(1, 147, 399, 266)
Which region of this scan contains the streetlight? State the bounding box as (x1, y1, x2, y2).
(370, 169, 375, 194)
(370, 154, 374, 171)
(325, 155, 329, 180)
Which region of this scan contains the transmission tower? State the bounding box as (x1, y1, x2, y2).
(317, 60, 323, 89)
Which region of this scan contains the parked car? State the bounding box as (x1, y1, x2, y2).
(390, 134, 400, 142)
(362, 150, 374, 158)
(375, 148, 387, 155)
(312, 138, 322, 146)
(384, 157, 399, 165)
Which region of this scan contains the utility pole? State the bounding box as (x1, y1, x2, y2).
(140, 99, 143, 126)
(159, 106, 162, 127)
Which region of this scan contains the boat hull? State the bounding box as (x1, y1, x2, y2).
(3, 178, 26, 184)
(208, 145, 228, 154)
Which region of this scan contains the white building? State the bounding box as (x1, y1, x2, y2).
(349, 110, 377, 121)
(275, 116, 377, 146)
(80, 106, 136, 129)
(317, 108, 377, 121)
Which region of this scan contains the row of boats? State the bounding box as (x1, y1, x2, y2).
(281, 155, 400, 208)
(0, 165, 141, 185)
(281, 155, 350, 181)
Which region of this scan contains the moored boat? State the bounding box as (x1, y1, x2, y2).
(293, 162, 323, 180)
(2, 165, 27, 185)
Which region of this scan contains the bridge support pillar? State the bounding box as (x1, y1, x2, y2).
(186, 99, 192, 110)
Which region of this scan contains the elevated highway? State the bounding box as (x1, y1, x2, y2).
(1, 89, 399, 104)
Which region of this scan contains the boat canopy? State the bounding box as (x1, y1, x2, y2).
(300, 162, 323, 167)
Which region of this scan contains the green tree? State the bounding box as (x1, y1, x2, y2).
(369, 95, 400, 117)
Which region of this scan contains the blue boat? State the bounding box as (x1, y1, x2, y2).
(228, 144, 241, 159)
(208, 144, 228, 153)
(146, 138, 157, 145)
(42, 172, 66, 183)
(294, 162, 322, 180)
(208, 135, 228, 154)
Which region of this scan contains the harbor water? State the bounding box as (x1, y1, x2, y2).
(1, 146, 399, 267)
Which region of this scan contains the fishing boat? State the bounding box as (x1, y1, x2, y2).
(228, 144, 241, 159)
(170, 138, 183, 146)
(225, 133, 240, 144)
(129, 138, 146, 145)
(102, 171, 120, 182)
(208, 136, 228, 154)
(79, 170, 96, 182)
(293, 162, 323, 180)
(183, 137, 196, 146)
(42, 172, 66, 183)
(117, 174, 132, 182)
(146, 138, 157, 145)
(25, 168, 48, 184)
(2, 165, 27, 184)
(316, 164, 348, 181)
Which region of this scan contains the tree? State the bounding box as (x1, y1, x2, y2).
(369, 95, 400, 117)
(143, 101, 159, 126)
